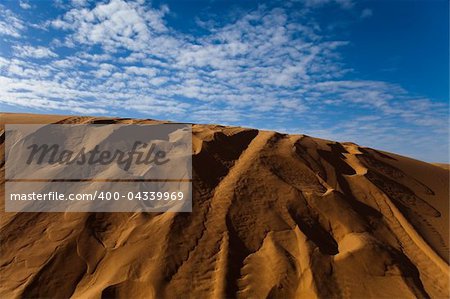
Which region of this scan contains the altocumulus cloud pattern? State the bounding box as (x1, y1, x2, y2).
(0, 0, 448, 162)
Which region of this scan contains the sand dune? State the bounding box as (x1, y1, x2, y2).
(0, 113, 449, 298)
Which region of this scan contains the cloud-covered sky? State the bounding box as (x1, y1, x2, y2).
(0, 0, 448, 162)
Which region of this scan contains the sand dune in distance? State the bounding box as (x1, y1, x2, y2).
(0, 113, 449, 298)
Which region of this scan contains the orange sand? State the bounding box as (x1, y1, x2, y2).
(0, 113, 448, 298)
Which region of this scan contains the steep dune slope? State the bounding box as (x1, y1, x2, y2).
(0, 113, 449, 298)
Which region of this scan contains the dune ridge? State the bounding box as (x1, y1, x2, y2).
(0, 113, 449, 298)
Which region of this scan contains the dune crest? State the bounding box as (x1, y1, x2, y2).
(0, 113, 449, 298)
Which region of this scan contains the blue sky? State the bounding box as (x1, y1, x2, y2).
(0, 0, 448, 162)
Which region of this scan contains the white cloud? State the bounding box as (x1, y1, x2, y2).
(0, 5, 25, 37)
(52, 0, 172, 53)
(124, 66, 157, 77)
(360, 8, 373, 19)
(19, 1, 31, 10)
(13, 45, 58, 59)
(71, 0, 89, 7)
(303, 0, 354, 9)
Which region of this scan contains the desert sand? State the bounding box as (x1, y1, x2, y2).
(0, 113, 449, 298)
